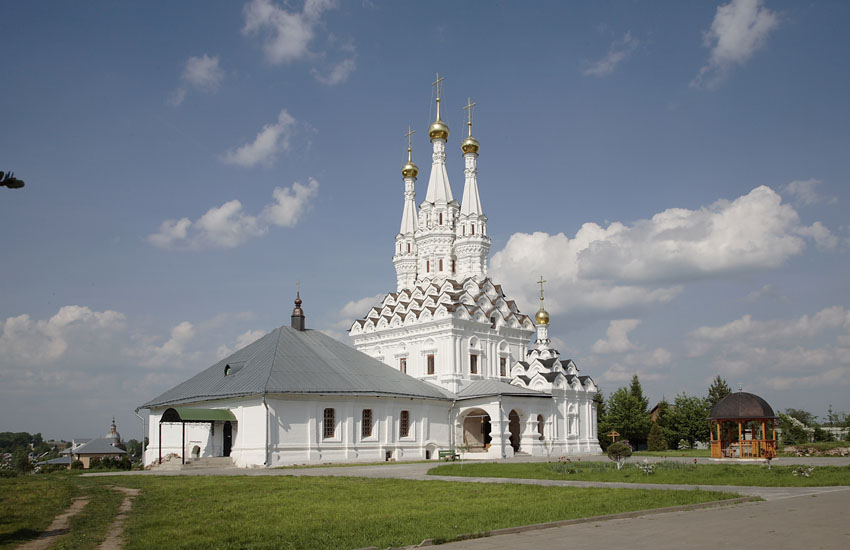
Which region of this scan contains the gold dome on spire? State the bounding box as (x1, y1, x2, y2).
(402, 126, 418, 178)
(461, 97, 479, 154)
(429, 73, 449, 141)
(535, 275, 550, 325)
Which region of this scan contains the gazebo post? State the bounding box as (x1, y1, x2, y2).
(182, 421, 186, 465)
(158, 421, 162, 465)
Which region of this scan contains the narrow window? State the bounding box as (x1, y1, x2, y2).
(362, 409, 373, 438)
(426, 260, 430, 273)
(323, 408, 335, 439)
(463, 225, 466, 236)
(400, 410, 410, 437)
(500, 357, 507, 377)
(427, 354, 435, 375)
(452, 260, 456, 273)
(470, 354, 478, 375)
(537, 415, 545, 437)
(439, 259, 443, 271)
(399, 357, 407, 374)
(407, 243, 411, 253)
(471, 225, 475, 235)
(439, 213, 443, 225)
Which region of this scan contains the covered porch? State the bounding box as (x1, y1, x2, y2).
(158, 407, 237, 465)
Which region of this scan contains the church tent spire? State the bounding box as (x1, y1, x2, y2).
(424, 73, 453, 204)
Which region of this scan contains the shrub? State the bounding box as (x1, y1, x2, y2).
(647, 423, 667, 451)
(71, 460, 84, 470)
(677, 439, 691, 451)
(607, 441, 632, 470)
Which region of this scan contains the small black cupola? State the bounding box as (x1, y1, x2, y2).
(291, 291, 305, 331)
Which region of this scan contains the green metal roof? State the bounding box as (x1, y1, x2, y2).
(163, 407, 237, 422)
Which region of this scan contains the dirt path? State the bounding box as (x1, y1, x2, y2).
(97, 487, 140, 550)
(16, 497, 91, 550)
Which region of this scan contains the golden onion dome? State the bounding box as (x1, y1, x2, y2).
(402, 160, 419, 179)
(535, 306, 550, 326)
(461, 135, 479, 154)
(429, 118, 449, 141)
(429, 97, 449, 141)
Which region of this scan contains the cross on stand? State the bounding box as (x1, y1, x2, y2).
(432, 73, 445, 100)
(537, 275, 547, 302)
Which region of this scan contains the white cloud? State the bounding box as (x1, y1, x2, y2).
(221, 109, 297, 168)
(147, 179, 319, 250)
(744, 283, 789, 304)
(216, 329, 267, 359)
(583, 31, 639, 76)
(782, 179, 837, 206)
(599, 348, 672, 384)
(0, 306, 125, 364)
(134, 321, 197, 368)
(311, 57, 356, 86)
(592, 319, 641, 354)
(691, 0, 780, 88)
(261, 179, 320, 228)
(242, 0, 356, 85)
(795, 221, 838, 251)
(170, 54, 225, 106)
(331, 293, 386, 331)
(491, 186, 829, 317)
(685, 306, 850, 392)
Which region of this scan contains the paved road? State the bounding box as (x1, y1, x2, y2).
(438, 486, 850, 550)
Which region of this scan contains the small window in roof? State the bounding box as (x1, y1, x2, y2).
(224, 365, 232, 376)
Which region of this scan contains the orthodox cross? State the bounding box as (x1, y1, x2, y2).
(537, 275, 547, 301)
(463, 97, 476, 132)
(404, 126, 415, 150)
(296, 281, 301, 294)
(432, 73, 445, 100)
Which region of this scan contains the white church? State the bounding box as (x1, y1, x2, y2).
(141, 80, 601, 468)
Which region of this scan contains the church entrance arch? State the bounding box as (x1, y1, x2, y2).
(508, 410, 521, 453)
(461, 408, 491, 451)
(223, 421, 232, 457)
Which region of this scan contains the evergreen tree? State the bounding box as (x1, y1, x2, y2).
(666, 393, 711, 447)
(647, 422, 667, 451)
(706, 375, 731, 409)
(603, 375, 651, 447)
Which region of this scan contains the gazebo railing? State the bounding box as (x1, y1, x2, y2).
(713, 439, 776, 459)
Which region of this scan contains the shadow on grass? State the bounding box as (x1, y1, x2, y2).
(0, 528, 43, 546)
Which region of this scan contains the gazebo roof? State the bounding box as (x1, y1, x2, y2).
(709, 392, 777, 420)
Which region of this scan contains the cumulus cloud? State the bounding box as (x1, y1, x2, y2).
(782, 179, 837, 206)
(491, 186, 830, 318)
(583, 31, 639, 76)
(216, 329, 268, 359)
(170, 54, 225, 106)
(148, 178, 318, 250)
(221, 109, 297, 168)
(0, 306, 125, 364)
(744, 283, 789, 304)
(686, 306, 850, 391)
(592, 319, 641, 354)
(242, 0, 355, 85)
(691, 0, 780, 89)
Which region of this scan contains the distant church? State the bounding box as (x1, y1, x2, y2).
(141, 79, 601, 468)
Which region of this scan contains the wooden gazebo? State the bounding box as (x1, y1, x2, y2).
(709, 392, 777, 459)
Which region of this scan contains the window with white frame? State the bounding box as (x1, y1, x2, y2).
(400, 410, 411, 438)
(323, 408, 335, 439)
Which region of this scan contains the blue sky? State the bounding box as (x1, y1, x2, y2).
(2, 0, 848, 439)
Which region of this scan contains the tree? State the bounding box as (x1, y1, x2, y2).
(12, 448, 32, 474)
(606, 441, 632, 470)
(784, 408, 817, 427)
(0, 171, 25, 189)
(647, 422, 667, 451)
(602, 375, 651, 448)
(665, 393, 711, 448)
(706, 375, 731, 409)
(826, 405, 849, 427)
(779, 413, 810, 445)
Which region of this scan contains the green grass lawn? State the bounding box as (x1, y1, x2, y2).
(0, 473, 78, 548)
(2, 474, 736, 550)
(429, 461, 850, 487)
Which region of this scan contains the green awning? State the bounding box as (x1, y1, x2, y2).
(161, 407, 236, 423)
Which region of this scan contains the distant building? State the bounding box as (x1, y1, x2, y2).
(60, 419, 126, 468)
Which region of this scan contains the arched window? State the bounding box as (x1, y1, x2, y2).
(537, 415, 545, 438)
(400, 410, 411, 437)
(362, 409, 373, 438)
(500, 357, 507, 377)
(323, 408, 335, 439)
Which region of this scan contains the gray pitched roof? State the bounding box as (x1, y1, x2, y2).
(142, 326, 454, 408)
(456, 379, 551, 400)
(72, 438, 126, 455)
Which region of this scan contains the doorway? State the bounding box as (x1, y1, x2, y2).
(508, 410, 521, 452)
(223, 421, 232, 457)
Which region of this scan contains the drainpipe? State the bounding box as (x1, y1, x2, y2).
(263, 393, 269, 467)
(134, 408, 145, 464)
